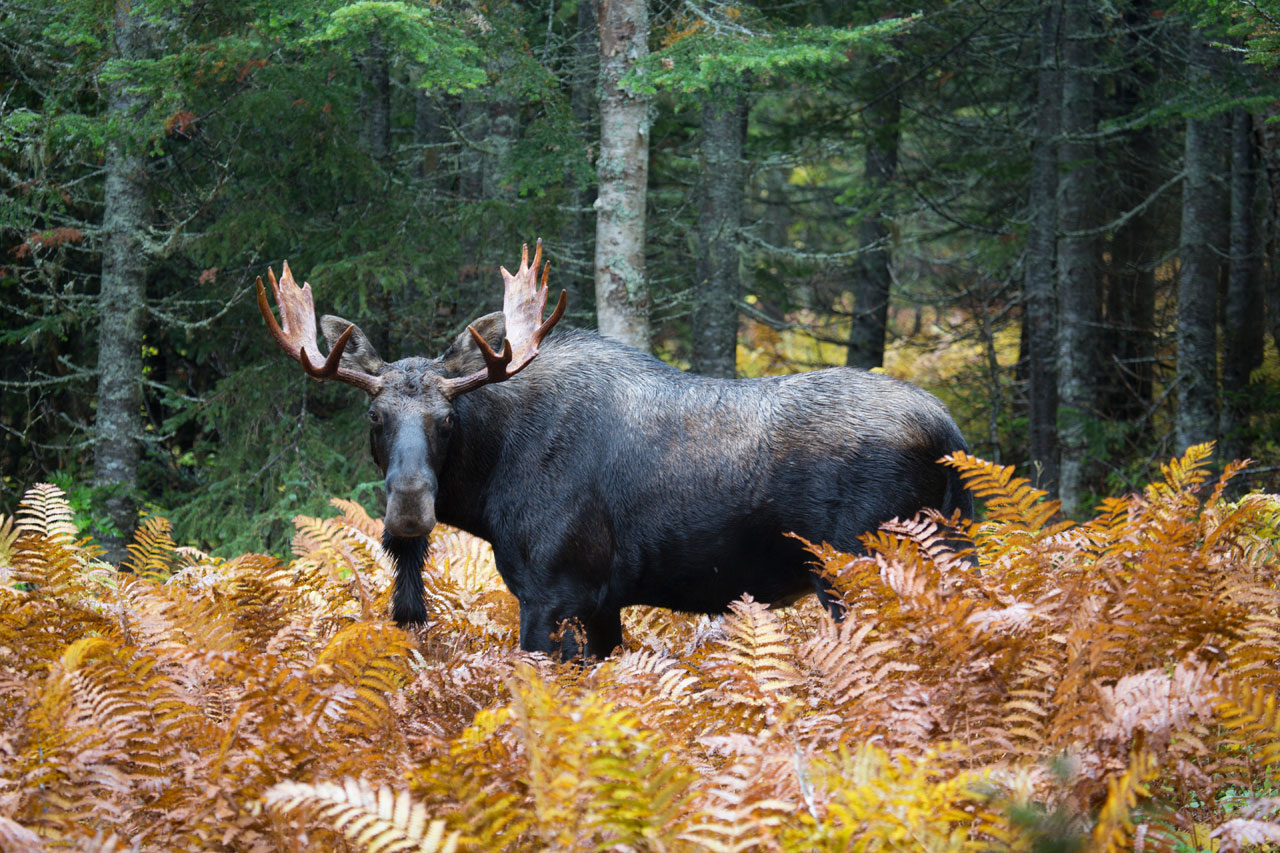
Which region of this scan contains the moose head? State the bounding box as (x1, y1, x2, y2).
(256, 241, 566, 539)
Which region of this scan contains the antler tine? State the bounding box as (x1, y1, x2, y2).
(257, 261, 382, 395)
(444, 239, 568, 398)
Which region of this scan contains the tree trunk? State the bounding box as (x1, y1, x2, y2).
(1176, 35, 1223, 455)
(1220, 106, 1264, 462)
(594, 0, 651, 352)
(1100, 0, 1158, 435)
(693, 85, 744, 378)
(1055, 0, 1100, 517)
(846, 84, 901, 370)
(93, 1, 153, 561)
(559, 0, 600, 315)
(1024, 0, 1060, 494)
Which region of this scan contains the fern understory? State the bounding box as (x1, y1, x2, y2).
(2, 445, 1280, 851)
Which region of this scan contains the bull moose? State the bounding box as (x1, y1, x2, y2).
(257, 241, 972, 659)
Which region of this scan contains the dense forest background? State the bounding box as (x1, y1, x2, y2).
(3, 0, 1279, 561)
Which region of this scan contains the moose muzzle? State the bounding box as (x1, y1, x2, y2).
(383, 425, 438, 539)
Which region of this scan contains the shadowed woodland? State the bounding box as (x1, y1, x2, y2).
(3, 0, 1280, 553)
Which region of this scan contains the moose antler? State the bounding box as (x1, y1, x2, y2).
(444, 239, 568, 397)
(257, 262, 383, 395)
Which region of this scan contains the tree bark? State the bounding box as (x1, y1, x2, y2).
(1024, 0, 1060, 494)
(846, 84, 901, 370)
(1220, 106, 1264, 462)
(93, 0, 153, 561)
(1176, 35, 1223, 455)
(1100, 0, 1158, 433)
(559, 0, 599, 315)
(693, 84, 744, 378)
(1055, 0, 1100, 517)
(594, 0, 651, 352)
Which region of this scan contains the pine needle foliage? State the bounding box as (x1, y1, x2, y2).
(1, 446, 1279, 849)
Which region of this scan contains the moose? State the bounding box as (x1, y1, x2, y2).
(258, 241, 972, 659)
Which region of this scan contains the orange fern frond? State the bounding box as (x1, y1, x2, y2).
(944, 450, 1062, 533)
(331, 497, 386, 540)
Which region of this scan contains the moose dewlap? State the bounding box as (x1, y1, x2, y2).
(258, 240, 973, 660)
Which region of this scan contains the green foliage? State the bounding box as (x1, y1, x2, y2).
(636, 18, 910, 95)
(309, 1, 487, 93)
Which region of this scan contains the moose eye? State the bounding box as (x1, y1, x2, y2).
(367, 409, 381, 426)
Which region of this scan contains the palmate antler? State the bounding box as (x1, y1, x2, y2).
(443, 239, 567, 397)
(256, 262, 383, 395)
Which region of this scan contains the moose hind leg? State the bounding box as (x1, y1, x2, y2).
(808, 568, 846, 622)
(383, 532, 429, 626)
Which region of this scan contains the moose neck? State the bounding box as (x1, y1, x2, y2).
(432, 383, 519, 539)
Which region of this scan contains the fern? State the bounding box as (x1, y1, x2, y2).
(263, 778, 458, 853)
(1, 452, 1278, 848)
(1090, 748, 1159, 852)
(122, 515, 177, 578)
(0, 513, 18, 571)
(699, 595, 803, 713)
(15, 481, 79, 544)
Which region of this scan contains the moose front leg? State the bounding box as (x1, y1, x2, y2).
(518, 600, 623, 661)
(383, 532, 430, 625)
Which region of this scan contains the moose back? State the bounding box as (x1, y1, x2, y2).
(258, 242, 972, 659)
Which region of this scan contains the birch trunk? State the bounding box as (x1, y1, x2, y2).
(594, 0, 651, 352)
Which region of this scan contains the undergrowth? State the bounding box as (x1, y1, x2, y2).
(2, 444, 1280, 851)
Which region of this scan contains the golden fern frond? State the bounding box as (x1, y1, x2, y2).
(313, 623, 415, 734)
(421, 703, 531, 848)
(11, 526, 87, 596)
(1089, 748, 1158, 852)
(1215, 675, 1280, 769)
(120, 576, 246, 653)
(122, 515, 176, 578)
(783, 743, 989, 852)
(0, 514, 18, 570)
(945, 450, 1062, 533)
(699, 595, 803, 709)
(263, 778, 457, 853)
(15, 482, 78, 544)
(1145, 441, 1215, 503)
(594, 649, 702, 727)
(292, 514, 348, 559)
(507, 662, 697, 848)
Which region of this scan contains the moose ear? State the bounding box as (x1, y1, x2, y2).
(439, 311, 506, 377)
(320, 315, 387, 376)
